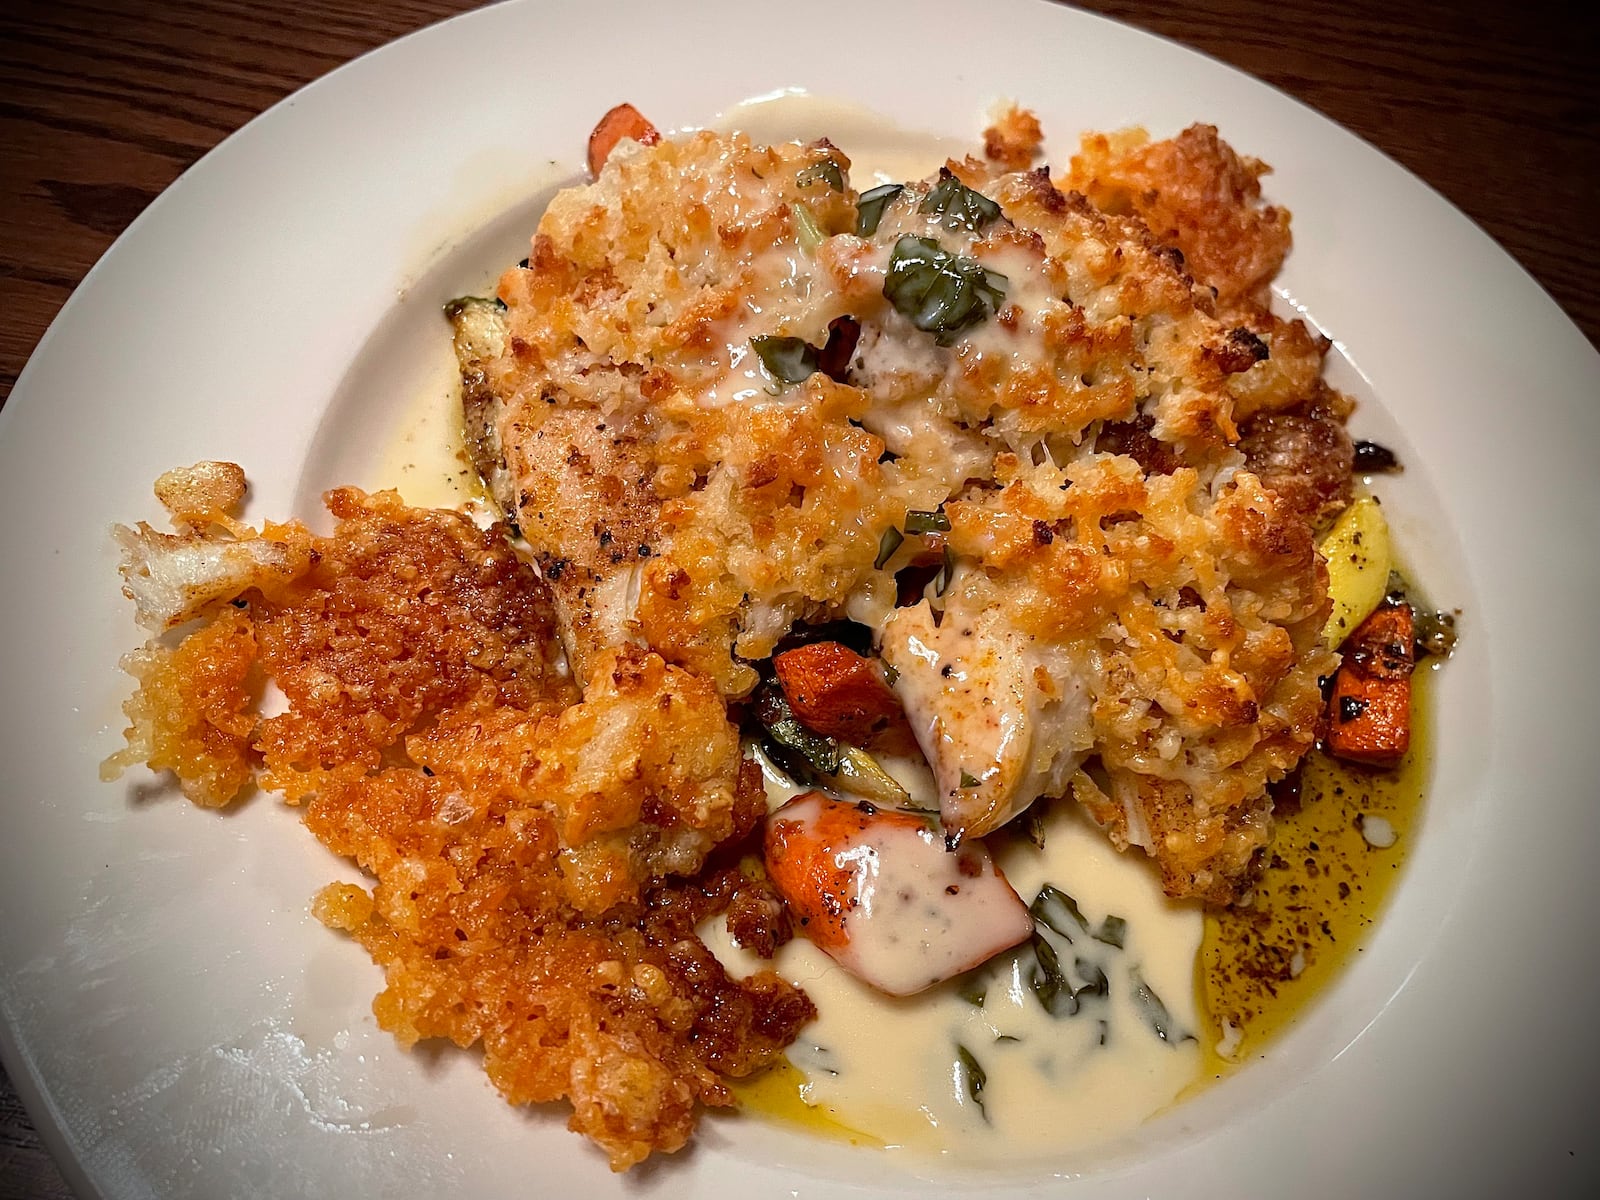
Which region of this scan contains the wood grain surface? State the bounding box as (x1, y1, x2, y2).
(0, 0, 1595, 1195)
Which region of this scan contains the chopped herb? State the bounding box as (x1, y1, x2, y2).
(919, 169, 1003, 232)
(903, 508, 951, 534)
(755, 680, 912, 804)
(1094, 914, 1128, 949)
(956, 971, 988, 1007)
(882, 236, 1007, 345)
(855, 182, 904, 236)
(1073, 956, 1110, 998)
(1022, 803, 1047, 850)
(1027, 932, 1078, 1017)
(796, 159, 845, 192)
(875, 526, 904, 569)
(791, 201, 825, 254)
(932, 544, 956, 598)
(954, 1044, 989, 1119)
(750, 335, 819, 386)
(882, 661, 900, 686)
(959, 770, 981, 789)
(753, 678, 841, 776)
(1129, 966, 1192, 1045)
(1030, 884, 1088, 941)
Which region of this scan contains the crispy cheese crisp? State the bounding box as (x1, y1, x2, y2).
(106, 485, 811, 1169)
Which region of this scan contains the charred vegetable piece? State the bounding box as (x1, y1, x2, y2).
(763, 792, 1034, 996)
(753, 678, 909, 805)
(586, 103, 660, 177)
(1352, 440, 1402, 473)
(1325, 602, 1415, 767)
(816, 316, 860, 382)
(772, 641, 905, 743)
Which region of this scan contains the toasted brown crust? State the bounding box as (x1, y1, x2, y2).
(1068, 123, 1292, 312)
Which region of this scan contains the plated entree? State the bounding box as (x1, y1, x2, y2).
(105, 103, 1454, 1169)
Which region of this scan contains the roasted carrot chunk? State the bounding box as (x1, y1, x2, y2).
(1325, 602, 1414, 767)
(764, 792, 1032, 995)
(586, 103, 660, 177)
(772, 641, 903, 743)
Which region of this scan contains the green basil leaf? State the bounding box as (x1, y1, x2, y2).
(1129, 966, 1193, 1046)
(754, 678, 841, 776)
(855, 182, 904, 236)
(883, 235, 1007, 345)
(903, 509, 951, 534)
(1027, 932, 1078, 1017)
(875, 526, 904, 569)
(1094, 915, 1128, 949)
(1030, 884, 1089, 941)
(954, 1044, 989, 1119)
(919, 170, 1002, 232)
(750, 335, 820, 386)
(1073, 956, 1110, 999)
(796, 159, 845, 192)
(933, 543, 955, 597)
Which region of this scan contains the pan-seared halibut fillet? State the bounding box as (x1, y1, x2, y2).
(452, 121, 1338, 903)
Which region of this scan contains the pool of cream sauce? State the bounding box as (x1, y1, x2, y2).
(369, 90, 1207, 1164)
(708, 749, 1202, 1164)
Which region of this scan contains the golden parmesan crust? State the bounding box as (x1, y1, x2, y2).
(983, 104, 1044, 172)
(465, 120, 1345, 901)
(934, 454, 1332, 898)
(1067, 123, 1292, 314)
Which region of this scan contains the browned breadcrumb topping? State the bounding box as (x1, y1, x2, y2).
(105, 488, 810, 1169)
(1068, 124, 1291, 313)
(983, 104, 1044, 171)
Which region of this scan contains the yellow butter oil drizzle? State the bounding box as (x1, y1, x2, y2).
(1196, 658, 1436, 1075)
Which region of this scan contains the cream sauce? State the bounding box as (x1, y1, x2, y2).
(711, 776, 1203, 1163)
(765, 792, 1035, 997)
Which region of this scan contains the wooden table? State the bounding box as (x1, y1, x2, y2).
(0, 0, 1594, 1194)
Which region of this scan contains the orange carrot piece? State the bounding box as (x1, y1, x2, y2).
(1325, 602, 1415, 767)
(586, 103, 660, 177)
(763, 793, 934, 950)
(772, 641, 903, 743)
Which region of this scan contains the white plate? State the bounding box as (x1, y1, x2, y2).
(2, 1, 1597, 1196)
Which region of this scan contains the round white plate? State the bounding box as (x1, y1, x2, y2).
(3, 1, 1597, 1196)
